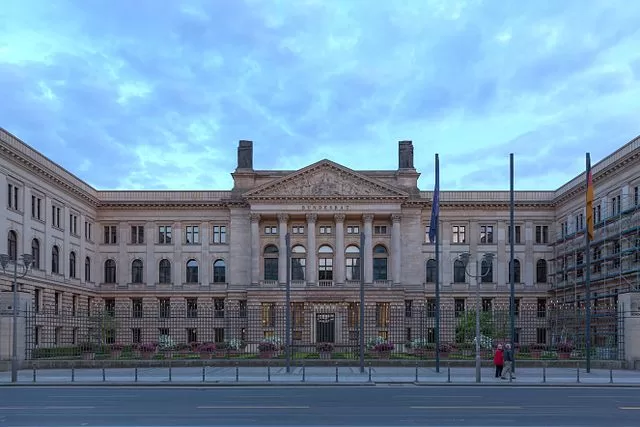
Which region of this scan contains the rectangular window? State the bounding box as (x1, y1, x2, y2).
(158, 225, 172, 244)
(426, 298, 436, 318)
(375, 303, 390, 328)
(319, 225, 332, 234)
(264, 226, 278, 235)
(103, 225, 117, 244)
(454, 298, 465, 317)
(611, 195, 621, 216)
(214, 298, 225, 318)
(575, 213, 584, 232)
(404, 300, 412, 318)
(264, 258, 278, 281)
(72, 295, 77, 316)
(318, 258, 333, 281)
(452, 225, 466, 244)
(425, 225, 435, 243)
(594, 205, 602, 223)
(374, 225, 387, 235)
(214, 328, 225, 343)
(54, 292, 60, 315)
(508, 225, 522, 244)
(69, 213, 78, 235)
(482, 298, 492, 312)
(212, 225, 227, 243)
(536, 328, 547, 345)
(85, 221, 92, 241)
(7, 183, 19, 210)
(291, 225, 305, 234)
(186, 328, 197, 344)
(131, 328, 141, 344)
(159, 298, 171, 318)
(635, 186, 639, 206)
(31, 194, 42, 220)
(535, 225, 549, 244)
(186, 298, 198, 318)
(261, 303, 275, 327)
(185, 225, 200, 244)
(104, 298, 115, 316)
(34, 288, 41, 313)
(537, 298, 547, 318)
(130, 225, 144, 244)
(132, 298, 143, 318)
(346, 225, 360, 235)
(479, 225, 493, 244)
(239, 300, 247, 318)
(52, 205, 62, 228)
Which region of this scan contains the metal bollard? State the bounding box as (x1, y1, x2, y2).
(202, 366, 205, 382)
(102, 368, 106, 382)
(415, 364, 419, 382)
(302, 365, 306, 382)
(268, 366, 271, 382)
(236, 365, 239, 382)
(335, 365, 339, 383)
(509, 370, 512, 382)
(543, 366, 546, 383)
(368, 366, 372, 382)
(71, 367, 75, 382)
(447, 366, 451, 383)
(169, 365, 172, 382)
(576, 365, 580, 383)
(610, 369, 614, 384)
(33, 366, 36, 383)
(134, 367, 138, 382)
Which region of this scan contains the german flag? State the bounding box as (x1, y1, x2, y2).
(586, 153, 594, 241)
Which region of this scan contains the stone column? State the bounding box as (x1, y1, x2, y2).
(145, 221, 155, 286)
(250, 214, 261, 286)
(363, 214, 374, 284)
(172, 222, 182, 286)
(278, 214, 289, 285)
(334, 214, 346, 286)
(391, 214, 401, 285)
(306, 213, 317, 286)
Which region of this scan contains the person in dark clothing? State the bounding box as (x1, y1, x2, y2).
(494, 344, 504, 378)
(501, 343, 515, 379)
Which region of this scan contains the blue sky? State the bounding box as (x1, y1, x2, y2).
(1, 0, 639, 191)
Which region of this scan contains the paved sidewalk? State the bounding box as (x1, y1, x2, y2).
(2, 366, 640, 385)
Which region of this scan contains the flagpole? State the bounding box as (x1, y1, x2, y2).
(585, 153, 593, 373)
(434, 153, 441, 373)
(509, 153, 516, 373)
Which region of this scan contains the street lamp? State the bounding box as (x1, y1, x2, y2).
(0, 253, 33, 383)
(457, 252, 494, 383)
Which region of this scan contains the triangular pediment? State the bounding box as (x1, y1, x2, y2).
(243, 160, 408, 200)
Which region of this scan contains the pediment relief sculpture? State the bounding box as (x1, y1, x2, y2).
(244, 162, 407, 198)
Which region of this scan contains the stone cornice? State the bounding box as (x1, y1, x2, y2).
(1, 128, 100, 206)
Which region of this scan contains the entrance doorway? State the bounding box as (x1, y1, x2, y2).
(315, 313, 335, 343)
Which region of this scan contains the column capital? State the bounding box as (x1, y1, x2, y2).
(391, 214, 402, 223)
(334, 213, 346, 223)
(306, 213, 318, 223)
(249, 213, 261, 223)
(277, 213, 289, 223)
(362, 214, 374, 223)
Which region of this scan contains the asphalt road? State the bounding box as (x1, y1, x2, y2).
(1, 385, 639, 426)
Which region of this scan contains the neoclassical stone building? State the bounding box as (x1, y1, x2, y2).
(1, 127, 638, 348)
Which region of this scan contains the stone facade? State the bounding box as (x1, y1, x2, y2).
(1, 127, 639, 349)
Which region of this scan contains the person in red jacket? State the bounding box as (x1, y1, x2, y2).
(494, 344, 504, 378)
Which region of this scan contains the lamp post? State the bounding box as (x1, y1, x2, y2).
(458, 252, 494, 383)
(0, 253, 33, 383)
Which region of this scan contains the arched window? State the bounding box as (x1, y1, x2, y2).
(213, 259, 226, 283)
(7, 231, 17, 261)
(85, 256, 91, 282)
(509, 259, 521, 283)
(51, 245, 60, 274)
(318, 245, 333, 281)
(104, 259, 116, 283)
(481, 258, 493, 283)
(291, 245, 306, 281)
(453, 259, 466, 283)
(263, 245, 278, 281)
(186, 259, 198, 283)
(345, 245, 360, 281)
(426, 259, 436, 283)
(69, 251, 76, 278)
(373, 244, 388, 281)
(31, 239, 40, 269)
(131, 259, 143, 283)
(159, 259, 171, 284)
(536, 259, 547, 283)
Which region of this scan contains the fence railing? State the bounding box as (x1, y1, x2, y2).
(22, 305, 623, 362)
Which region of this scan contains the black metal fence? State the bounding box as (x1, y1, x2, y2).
(23, 303, 623, 362)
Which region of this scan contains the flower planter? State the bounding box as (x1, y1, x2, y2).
(531, 351, 542, 359)
(199, 352, 213, 360)
(213, 351, 227, 358)
(558, 352, 571, 360)
(259, 351, 275, 359)
(376, 351, 391, 359)
(319, 351, 332, 360)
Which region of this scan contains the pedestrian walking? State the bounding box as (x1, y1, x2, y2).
(494, 344, 504, 378)
(501, 343, 515, 379)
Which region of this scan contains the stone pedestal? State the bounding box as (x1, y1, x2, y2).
(0, 291, 31, 364)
